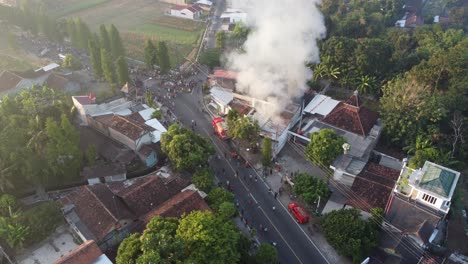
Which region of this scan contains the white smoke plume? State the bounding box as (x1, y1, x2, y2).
(227, 0, 326, 117)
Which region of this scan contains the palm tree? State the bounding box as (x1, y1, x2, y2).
(313, 63, 327, 81)
(0, 218, 30, 249)
(356, 75, 377, 94)
(325, 65, 341, 80)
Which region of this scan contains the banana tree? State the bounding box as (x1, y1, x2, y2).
(356, 75, 378, 94)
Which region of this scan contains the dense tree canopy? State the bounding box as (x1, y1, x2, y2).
(206, 187, 234, 212)
(192, 169, 215, 193)
(109, 24, 125, 58)
(261, 137, 272, 167)
(144, 39, 158, 70)
(0, 87, 80, 192)
(117, 212, 242, 264)
(321, 208, 381, 264)
(305, 129, 346, 166)
(88, 39, 102, 78)
(62, 54, 82, 70)
(116, 56, 130, 87)
(158, 41, 171, 74)
(199, 49, 222, 69)
(293, 173, 330, 205)
(161, 124, 215, 171)
(226, 110, 260, 144)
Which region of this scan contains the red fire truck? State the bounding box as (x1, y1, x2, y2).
(212, 117, 229, 140)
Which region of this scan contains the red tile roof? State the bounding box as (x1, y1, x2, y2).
(109, 115, 154, 141)
(172, 5, 188, 10)
(0, 70, 22, 93)
(93, 114, 114, 127)
(213, 70, 237, 80)
(46, 74, 69, 90)
(73, 96, 96, 105)
(53, 240, 102, 264)
(347, 162, 400, 211)
(126, 111, 146, 123)
(192, 4, 203, 11)
(61, 185, 134, 241)
(141, 190, 210, 223)
(229, 98, 252, 115)
(321, 94, 378, 136)
(109, 176, 189, 216)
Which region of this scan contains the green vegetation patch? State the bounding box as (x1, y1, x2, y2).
(0, 55, 34, 72)
(123, 32, 194, 67)
(50, 0, 110, 17)
(153, 16, 205, 32)
(132, 23, 202, 45)
(19, 201, 64, 246)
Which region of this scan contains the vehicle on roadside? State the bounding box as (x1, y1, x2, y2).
(288, 202, 309, 224)
(212, 117, 229, 140)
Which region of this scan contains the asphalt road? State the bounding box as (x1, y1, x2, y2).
(205, 0, 226, 49)
(170, 83, 330, 264)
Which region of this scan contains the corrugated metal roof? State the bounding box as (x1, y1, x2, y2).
(303, 94, 340, 116)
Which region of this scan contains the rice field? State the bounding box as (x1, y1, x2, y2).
(43, 0, 205, 67)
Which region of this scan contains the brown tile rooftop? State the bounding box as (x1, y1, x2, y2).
(228, 98, 252, 115)
(347, 162, 400, 211)
(53, 240, 102, 264)
(61, 185, 134, 241)
(93, 114, 114, 127)
(386, 194, 441, 235)
(126, 111, 145, 123)
(109, 115, 154, 140)
(0, 70, 23, 93)
(322, 94, 379, 136)
(141, 190, 210, 223)
(109, 176, 189, 216)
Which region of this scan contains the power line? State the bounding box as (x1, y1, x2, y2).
(287, 140, 438, 262)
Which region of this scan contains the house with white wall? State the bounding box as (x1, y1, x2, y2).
(169, 5, 203, 20)
(393, 161, 460, 214)
(385, 161, 460, 249)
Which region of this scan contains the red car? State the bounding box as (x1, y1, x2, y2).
(288, 202, 309, 224)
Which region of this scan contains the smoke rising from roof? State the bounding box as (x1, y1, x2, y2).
(227, 0, 326, 116)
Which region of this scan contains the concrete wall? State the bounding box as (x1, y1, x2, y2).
(72, 98, 88, 125)
(87, 178, 101, 185)
(144, 151, 157, 167)
(160, 0, 187, 4)
(104, 173, 126, 182)
(136, 133, 153, 150)
(87, 116, 110, 136)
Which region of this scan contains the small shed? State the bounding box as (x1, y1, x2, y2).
(82, 163, 127, 185)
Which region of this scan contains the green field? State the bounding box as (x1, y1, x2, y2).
(47, 0, 110, 17)
(0, 54, 34, 72)
(44, 0, 205, 67)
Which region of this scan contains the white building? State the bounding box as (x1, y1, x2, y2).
(208, 86, 300, 156)
(72, 95, 133, 125)
(169, 5, 203, 20)
(394, 161, 460, 214)
(384, 161, 460, 249)
(195, 0, 212, 11)
(220, 8, 248, 24)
